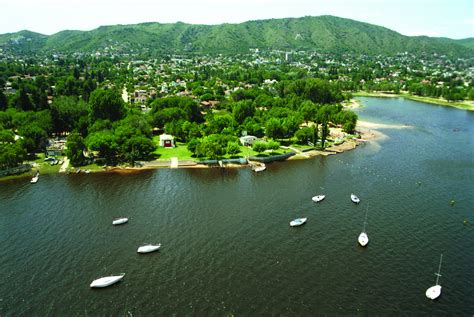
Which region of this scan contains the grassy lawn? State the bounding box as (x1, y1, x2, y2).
(153, 141, 194, 160)
(30, 153, 62, 174)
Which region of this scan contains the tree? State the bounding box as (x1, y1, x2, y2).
(299, 100, 318, 124)
(18, 124, 48, 153)
(50, 96, 89, 134)
(282, 115, 302, 138)
(265, 118, 285, 139)
(252, 141, 267, 153)
(86, 131, 119, 164)
(187, 138, 201, 156)
(89, 88, 125, 122)
(13, 88, 33, 111)
(295, 127, 314, 144)
(206, 114, 237, 135)
(226, 142, 241, 156)
(196, 137, 224, 159)
(243, 118, 264, 138)
(65, 132, 86, 166)
(122, 136, 156, 163)
(267, 140, 280, 152)
(232, 100, 255, 124)
(0, 142, 26, 169)
(320, 120, 330, 148)
(0, 91, 7, 111)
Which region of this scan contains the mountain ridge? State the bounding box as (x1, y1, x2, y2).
(0, 15, 472, 57)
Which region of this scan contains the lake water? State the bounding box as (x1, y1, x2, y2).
(1, 97, 473, 315)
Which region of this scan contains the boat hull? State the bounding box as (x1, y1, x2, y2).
(351, 194, 360, 204)
(112, 218, 128, 225)
(312, 195, 325, 202)
(358, 232, 369, 246)
(425, 285, 441, 300)
(137, 244, 161, 253)
(90, 275, 125, 288)
(290, 218, 307, 227)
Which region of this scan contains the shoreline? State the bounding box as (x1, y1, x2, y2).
(353, 91, 474, 111)
(0, 121, 386, 182)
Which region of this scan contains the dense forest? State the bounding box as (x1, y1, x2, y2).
(0, 55, 359, 170)
(1, 16, 473, 57)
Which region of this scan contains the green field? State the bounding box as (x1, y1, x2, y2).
(152, 140, 194, 160)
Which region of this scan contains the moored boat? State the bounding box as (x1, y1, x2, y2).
(112, 218, 128, 225)
(290, 217, 307, 227)
(30, 173, 39, 184)
(426, 254, 443, 300)
(358, 232, 369, 246)
(137, 243, 161, 254)
(90, 274, 125, 288)
(252, 163, 266, 172)
(351, 193, 360, 204)
(312, 195, 325, 203)
(358, 206, 369, 247)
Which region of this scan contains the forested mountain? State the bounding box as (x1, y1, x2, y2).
(0, 15, 472, 56)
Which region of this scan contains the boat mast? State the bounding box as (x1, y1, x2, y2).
(362, 204, 369, 232)
(434, 253, 443, 285)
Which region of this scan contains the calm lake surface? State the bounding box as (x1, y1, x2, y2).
(1, 97, 473, 315)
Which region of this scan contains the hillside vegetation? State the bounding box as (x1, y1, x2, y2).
(0, 16, 472, 57)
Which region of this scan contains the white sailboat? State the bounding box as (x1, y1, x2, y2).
(112, 218, 128, 225)
(137, 243, 161, 254)
(311, 195, 325, 203)
(290, 217, 307, 227)
(426, 254, 443, 300)
(351, 193, 360, 204)
(30, 172, 39, 184)
(90, 273, 125, 288)
(358, 206, 369, 247)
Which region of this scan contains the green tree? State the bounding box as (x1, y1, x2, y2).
(18, 124, 48, 153)
(187, 138, 201, 156)
(0, 91, 7, 111)
(232, 100, 255, 124)
(265, 118, 285, 139)
(89, 88, 125, 122)
(86, 131, 119, 164)
(320, 120, 330, 148)
(65, 132, 86, 166)
(267, 140, 280, 152)
(226, 141, 241, 156)
(252, 141, 267, 153)
(0, 142, 26, 169)
(122, 136, 156, 163)
(50, 96, 89, 134)
(299, 100, 318, 123)
(295, 127, 314, 144)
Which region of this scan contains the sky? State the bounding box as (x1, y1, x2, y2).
(0, 0, 473, 39)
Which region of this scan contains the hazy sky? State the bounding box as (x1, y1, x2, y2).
(1, 0, 473, 39)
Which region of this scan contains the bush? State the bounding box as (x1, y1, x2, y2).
(252, 141, 267, 153)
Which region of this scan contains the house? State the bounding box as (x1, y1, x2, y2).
(46, 139, 67, 156)
(239, 135, 258, 146)
(159, 134, 175, 148)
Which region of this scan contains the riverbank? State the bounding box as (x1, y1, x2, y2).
(0, 122, 384, 182)
(353, 91, 474, 111)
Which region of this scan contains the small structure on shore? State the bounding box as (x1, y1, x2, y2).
(239, 135, 258, 146)
(159, 134, 175, 148)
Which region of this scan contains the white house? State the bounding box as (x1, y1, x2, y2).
(159, 134, 175, 148)
(239, 135, 258, 146)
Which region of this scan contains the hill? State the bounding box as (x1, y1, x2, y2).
(0, 16, 472, 57)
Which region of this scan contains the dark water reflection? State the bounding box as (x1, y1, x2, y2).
(1, 97, 473, 315)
